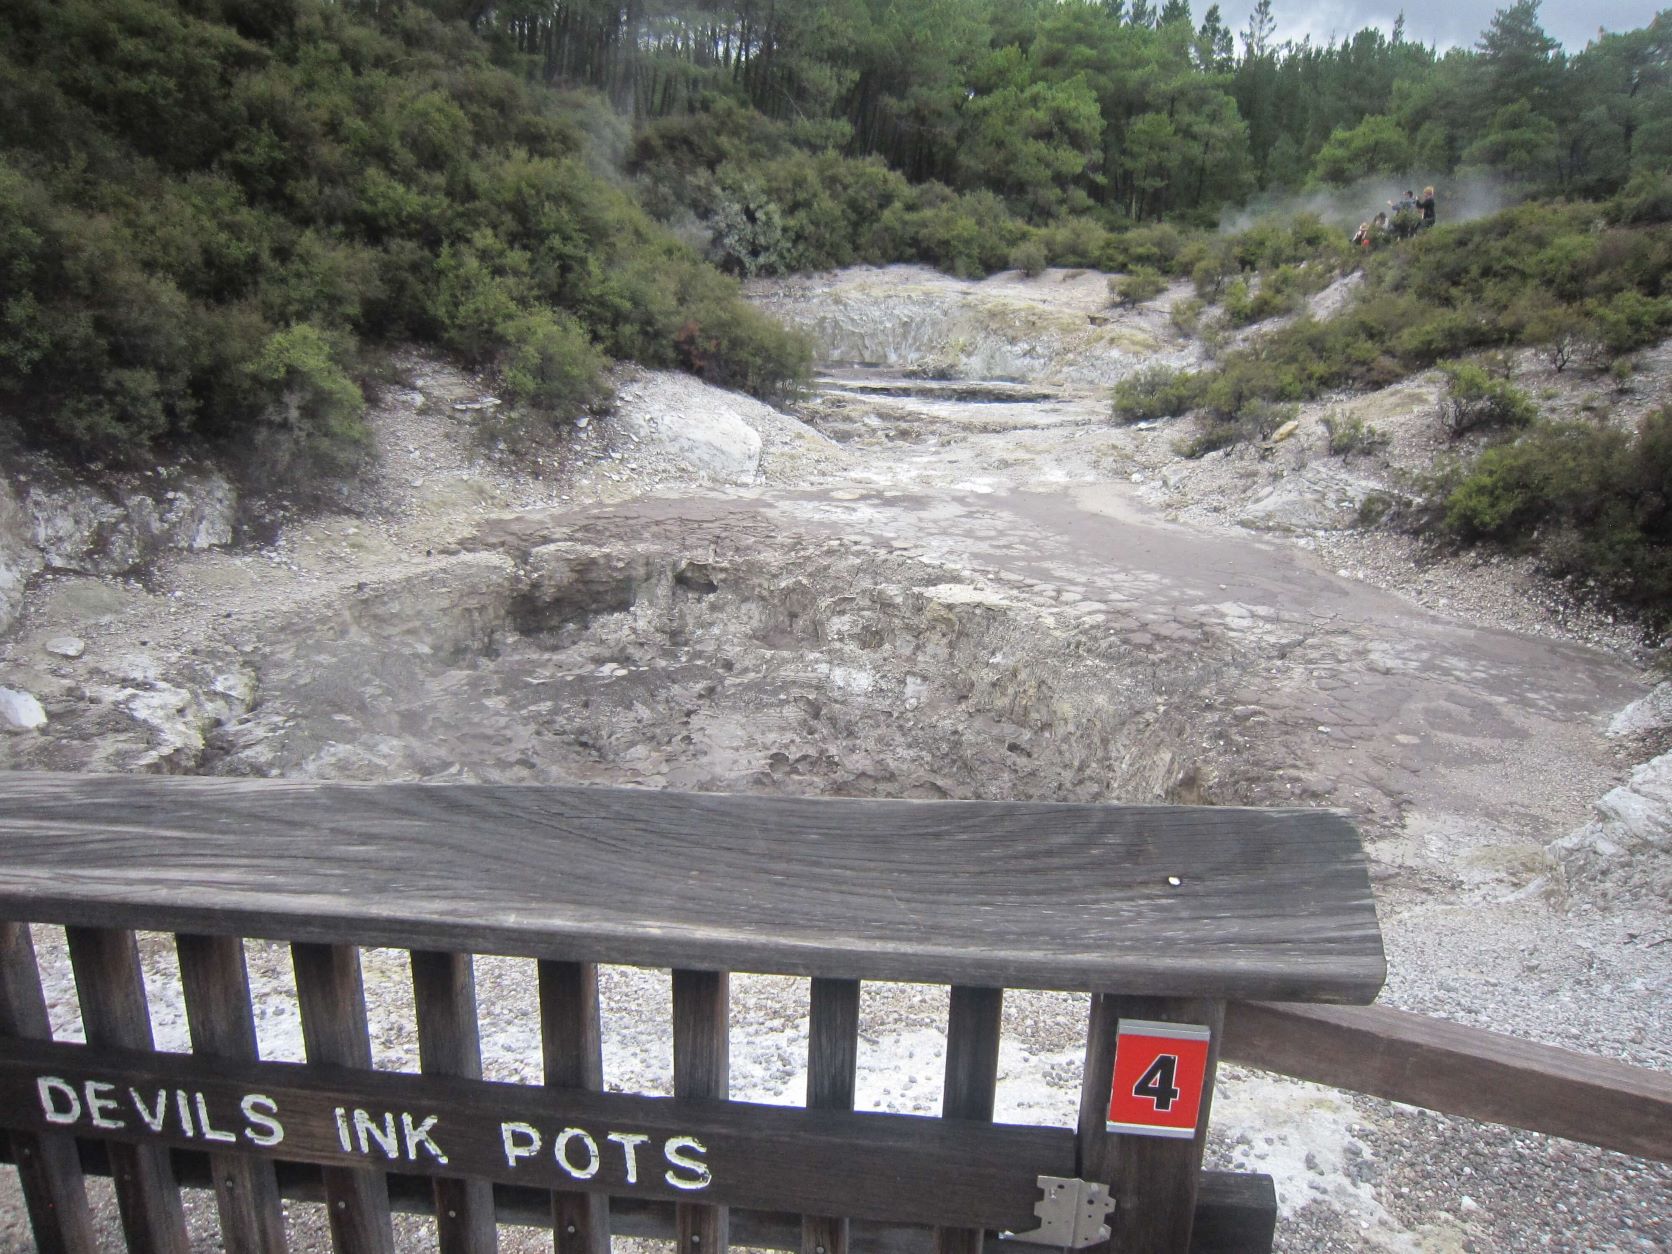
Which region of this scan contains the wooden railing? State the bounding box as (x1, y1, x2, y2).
(8, 771, 1664, 1253)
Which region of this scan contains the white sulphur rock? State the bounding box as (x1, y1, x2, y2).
(44, 636, 86, 659)
(0, 687, 47, 731)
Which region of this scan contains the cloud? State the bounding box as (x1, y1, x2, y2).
(1211, 0, 1662, 52)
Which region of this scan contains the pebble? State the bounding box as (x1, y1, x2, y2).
(44, 636, 86, 658)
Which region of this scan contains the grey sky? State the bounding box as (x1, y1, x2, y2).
(1211, 0, 1663, 52)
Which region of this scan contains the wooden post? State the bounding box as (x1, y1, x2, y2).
(673, 969, 729, 1254)
(65, 926, 191, 1254)
(0, 922, 97, 1254)
(176, 933, 288, 1254)
(801, 977, 860, 1254)
(291, 942, 396, 1254)
(933, 985, 1004, 1254)
(1078, 994, 1225, 1254)
(411, 949, 497, 1254)
(539, 959, 608, 1254)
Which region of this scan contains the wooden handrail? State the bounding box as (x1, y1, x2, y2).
(1222, 1001, 1672, 1163)
(0, 772, 1385, 1002)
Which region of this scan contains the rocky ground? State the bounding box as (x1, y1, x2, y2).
(2, 264, 1669, 1253)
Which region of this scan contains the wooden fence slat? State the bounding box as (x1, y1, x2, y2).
(291, 942, 396, 1254)
(539, 960, 609, 1254)
(176, 933, 289, 1254)
(1081, 995, 1225, 1254)
(0, 1034, 1074, 1229)
(1222, 1000, 1672, 1163)
(0, 1134, 1274, 1252)
(0, 922, 97, 1254)
(64, 926, 191, 1254)
(932, 985, 1004, 1254)
(411, 950, 497, 1254)
(673, 969, 730, 1254)
(801, 977, 860, 1254)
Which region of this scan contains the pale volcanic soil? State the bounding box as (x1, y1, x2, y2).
(2, 264, 1669, 1253)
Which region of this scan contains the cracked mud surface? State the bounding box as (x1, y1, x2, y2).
(2, 267, 1669, 1253)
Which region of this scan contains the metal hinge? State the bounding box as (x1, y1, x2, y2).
(998, 1175, 1116, 1249)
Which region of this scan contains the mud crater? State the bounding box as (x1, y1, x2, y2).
(204, 518, 1222, 807)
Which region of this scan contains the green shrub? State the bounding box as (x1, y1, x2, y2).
(1111, 267, 1167, 307)
(246, 323, 368, 477)
(673, 295, 811, 402)
(1322, 412, 1389, 456)
(1442, 411, 1672, 622)
(1174, 398, 1295, 458)
(1111, 365, 1203, 422)
(1437, 361, 1537, 439)
(1175, 421, 1246, 458)
(1170, 297, 1205, 337)
(1586, 289, 1671, 356)
(498, 309, 609, 420)
(1520, 303, 1590, 372)
(1008, 237, 1048, 277)
(1109, 223, 1187, 275)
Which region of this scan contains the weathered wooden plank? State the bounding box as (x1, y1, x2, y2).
(0, 1139, 1276, 1254)
(674, 969, 730, 1254)
(291, 942, 396, 1254)
(0, 1036, 1075, 1228)
(1222, 1001, 1672, 1163)
(933, 986, 1004, 1254)
(539, 960, 608, 1254)
(1083, 995, 1225, 1254)
(175, 933, 288, 1254)
(0, 773, 1385, 1002)
(64, 927, 192, 1254)
(801, 977, 860, 1254)
(0, 922, 97, 1254)
(411, 950, 497, 1253)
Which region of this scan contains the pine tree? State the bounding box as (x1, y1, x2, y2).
(1196, 4, 1233, 72)
(1241, 0, 1276, 59)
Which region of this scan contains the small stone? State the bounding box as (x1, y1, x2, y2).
(44, 636, 86, 659)
(1271, 419, 1300, 443)
(0, 687, 47, 731)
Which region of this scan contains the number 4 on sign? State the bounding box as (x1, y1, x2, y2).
(1106, 1020, 1211, 1139)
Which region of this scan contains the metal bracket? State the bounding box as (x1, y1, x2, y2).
(998, 1175, 1115, 1249)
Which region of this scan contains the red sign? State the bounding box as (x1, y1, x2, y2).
(1105, 1019, 1211, 1139)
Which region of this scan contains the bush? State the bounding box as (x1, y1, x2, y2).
(1520, 303, 1589, 372)
(1322, 412, 1389, 456)
(498, 309, 609, 420)
(1110, 267, 1167, 307)
(1174, 399, 1295, 458)
(1586, 289, 1671, 356)
(1111, 365, 1203, 422)
(246, 323, 369, 478)
(673, 294, 811, 402)
(1437, 361, 1537, 439)
(1170, 296, 1205, 336)
(1008, 237, 1048, 277)
(1442, 410, 1672, 622)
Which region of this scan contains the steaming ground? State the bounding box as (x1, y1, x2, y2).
(1216, 171, 1515, 233)
(2, 265, 1669, 1253)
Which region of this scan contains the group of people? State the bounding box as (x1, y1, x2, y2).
(1352, 186, 1437, 248)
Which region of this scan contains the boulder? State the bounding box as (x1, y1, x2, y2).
(26, 468, 236, 576)
(0, 687, 47, 731)
(612, 372, 766, 484)
(0, 476, 44, 635)
(1551, 749, 1672, 906)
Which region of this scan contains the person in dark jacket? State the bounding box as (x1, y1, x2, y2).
(1417, 186, 1436, 228)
